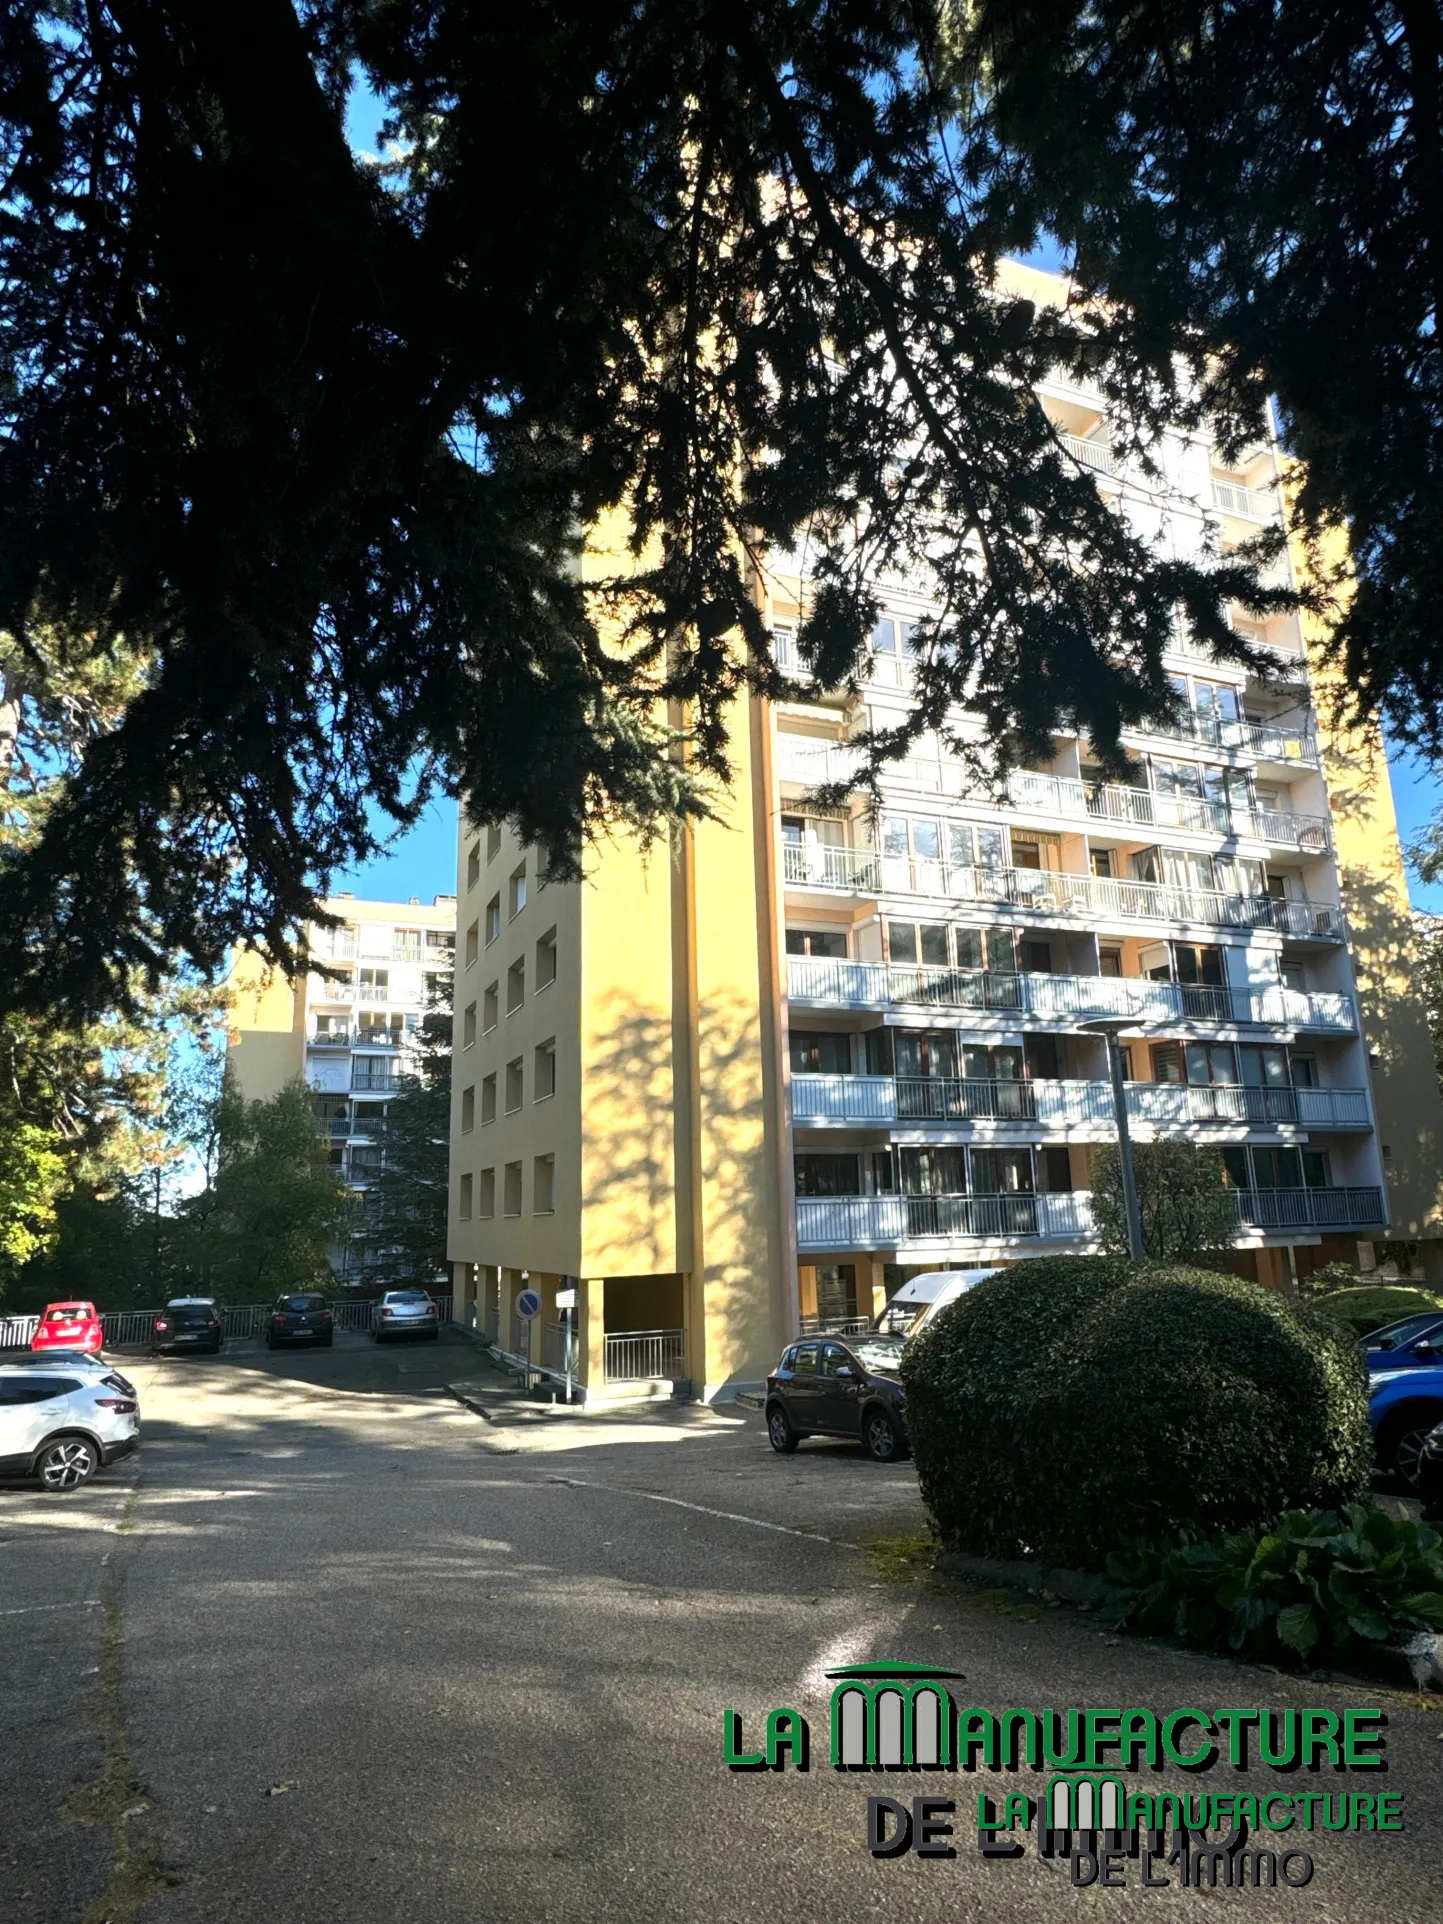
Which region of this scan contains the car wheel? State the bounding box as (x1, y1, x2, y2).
(1380, 1409, 1443, 1489)
(35, 1436, 99, 1492)
(766, 1404, 801, 1454)
(862, 1407, 906, 1464)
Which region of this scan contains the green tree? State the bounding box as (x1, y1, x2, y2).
(0, 1115, 64, 1281)
(1091, 1141, 1239, 1268)
(357, 991, 452, 1289)
(173, 1074, 354, 1301)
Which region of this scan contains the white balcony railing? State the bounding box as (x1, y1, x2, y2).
(796, 1184, 1385, 1251)
(1212, 478, 1282, 523)
(1131, 711, 1318, 764)
(789, 1074, 1371, 1132)
(782, 845, 1345, 938)
(784, 955, 1358, 1034)
(1060, 431, 1123, 479)
(604, 1329, 686, 1382)
(776, 741, 1331, 853)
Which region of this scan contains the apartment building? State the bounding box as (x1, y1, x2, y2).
(227, 893, 457, 1273)
(447, 265, 1443, 1401)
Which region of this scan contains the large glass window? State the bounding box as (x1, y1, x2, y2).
(1239, 1046, 1290, 1087)
(785, 928, 849, 958)
(794, 1153, 862, 1197)
(970, 1148, 1034, 1194)
(894, 1032, 957, 1079)
(1185, 1043, 1238, 1086)
(790, 1031, 852, 1075)
(899, 1146, 967, 1195)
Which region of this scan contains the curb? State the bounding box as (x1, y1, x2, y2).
(934, 1549, 1103, 1604)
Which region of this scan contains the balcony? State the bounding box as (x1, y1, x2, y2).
(1130, 711, 1318, 766)
(789, 1074, 1371, 1132)
(783, 845, 1345, 939)
(784, 955, 1358, 1034)
(796, 1184, 1385, 1252)
(1059, 430, 1122, 479)
(1211, 478, 1282, 523)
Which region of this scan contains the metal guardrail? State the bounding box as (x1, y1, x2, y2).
(785, 955, 1358, 1034)
(604, 1329, 685, 1382)
(0, 1315, 40, 1349)
(3, 1296, 454, 1351)
(1212, 478, 1282, 523)
(799, 1315, 872, 1337)
(1060, 430, 1122, 478)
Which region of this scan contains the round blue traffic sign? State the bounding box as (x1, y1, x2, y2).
(515, 1288, 543, 1321)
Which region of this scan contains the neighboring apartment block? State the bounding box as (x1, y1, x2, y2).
(227, 893, 457, 1275)
(447, 264, 1443, 1401)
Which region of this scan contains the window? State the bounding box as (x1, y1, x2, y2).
(461, 1085, 476, 1132)
(393, 928, 422, 962)
(359, 966, 389, 1002)
(486, 823, 502, 862)
(870, 1149, 896, 1191)
(536, 927, 558, 989)
(1012, 835, 1043, 871)
(462, 1002, 477, 1049)
(895, 1031, 958, 1079)
(1151, 1043, 1185, 1084)
(970, 1147, 1034, 1194)
(459, 1173, 474, 1221)
(1185, 1043, 1237, 1086)
(1302, 1150, 1331, 1189)
(1091, 849, 1114, 879)
(478, 1168, 496, 1218)
(900, 1146, 968, 1195)
(789, 1030, 851, 1075)
(793, 1153, 861, 1197)
(483, 981, 499, 1031)
(503, 1162, 523, 1216)
(785, 928, 848, 958)
(506, 957, 525, 1013)
(535, 1039, 557, 1100)
(505, 1058, 523, 1112)
(818, 1340, 852, 1378)
(464, 921, 479, 968)
(1174, 943, 1226, 987)
(1022, 940, 1053, 973)
(466, 842, 481, 890)
(481, 1074, 497, 1125)
(1252, 1146, 1302, 1191)
(1042, 1146, 1073, 1192)
(887, 920, 917, 964)
(534, 1154, 555, 1214)
(871, 616, 898, 657)
(485, 895, 501, 945)
(1291, 1054, 1318, 1088)
(792, 1342, 819, 1376)
(863, 1030, 893, 1074)
(509, 863, 527, 919)
(1099, 946, 1123, 979)
(1239, 1046, 1290, 1088)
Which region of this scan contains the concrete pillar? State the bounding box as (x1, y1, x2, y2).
(497, 1266, 518, 1356)
(581, 1278, 607, 1393)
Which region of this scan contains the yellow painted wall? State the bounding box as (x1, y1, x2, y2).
(1295, 522, 1443, 1242)
(224, 950, 303, 1101)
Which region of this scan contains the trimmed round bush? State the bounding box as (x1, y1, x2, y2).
(902, 1256, 1373, 1568)
(1310, 1284, 1441, 1337)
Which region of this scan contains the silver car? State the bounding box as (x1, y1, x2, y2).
(371, 1290, 440, 1343)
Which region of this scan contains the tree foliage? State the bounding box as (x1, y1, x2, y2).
(1092, 1139, 1239, 1267)
(0, 0, 1305, 1018)
(355, 990, 452, 1288)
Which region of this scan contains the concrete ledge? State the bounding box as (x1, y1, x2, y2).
(935, 1549, 1103, 1604)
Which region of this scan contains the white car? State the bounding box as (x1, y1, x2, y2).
(371, 1289, 440, 1342)
(0, 1368, 140, 1491)
(872, 1269, 999, 1339)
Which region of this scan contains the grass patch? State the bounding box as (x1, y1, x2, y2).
(858, 1531, 936, 1584)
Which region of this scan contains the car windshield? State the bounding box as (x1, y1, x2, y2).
(1368, 1314, 1443, 1349)
(850, 1339, 906, 1375)
(280, 1295, 326, 1311)
(874, 1301, 925, 1337)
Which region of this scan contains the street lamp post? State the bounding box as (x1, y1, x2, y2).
(1081, 1017, 1146, 1261)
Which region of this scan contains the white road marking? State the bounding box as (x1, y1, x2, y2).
(0, 1599, 101, 1617)
(545, 1475, 838, 1544)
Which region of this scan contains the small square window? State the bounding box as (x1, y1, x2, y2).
(535, 1039, 557, 1101)
(536, 928, 558, 990)
(478, 1168, 495, 1218)
(462, 1001, 477, 1049)
(464, 921, 479, 968)
(505, 1057, 523, 1113)
(486, 823, 502, 863)
(503, 1161, 523, 1217)
(466, 842, 481, 891)
(533, 1154, 555, 1215)
(509, 863, 527, 919)
(460, 1085, 476, 1133)
(458, 1173, 473, 1221)
(482, 981, 499, 1031)
(485, 895, 501, 945)
(506, 957, 525, 1013)
(481, 1074, 497, 1124)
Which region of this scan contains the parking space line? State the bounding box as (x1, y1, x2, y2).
(544, 1474, 842, 1544)
(0, 1599, 101, 1617)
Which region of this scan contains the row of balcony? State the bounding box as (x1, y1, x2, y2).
(796, 1184, 1386, 1251)
(316, 1119, 389, 1138)
(790, 1073, 1370, 1133)
(782, 846, 1345, 939)
(308, 1028, 417, 1049)
(786, 956, 1357, 1034)
(778, 742, 1330, 852)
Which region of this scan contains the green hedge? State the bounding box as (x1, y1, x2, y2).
(902, 1257, 1373, 1568)
(1310, 1285, 1442, 1337)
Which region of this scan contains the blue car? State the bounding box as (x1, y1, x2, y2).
(1369, 1364, 1443, 1488)
(1365, 1312, 1443, 1374)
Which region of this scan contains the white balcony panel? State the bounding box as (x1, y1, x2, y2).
(789, 1075, 1370, 1132)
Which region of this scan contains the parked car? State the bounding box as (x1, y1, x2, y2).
(372, 1290, 440, 1342)
(765, 1336, 909, 1462)
(1369, 1364, 1443, 1488)
(30, 1302, 103, 1356)
(0, 1370, 140, 1491)
(1364, 1311, 1443, 1373)
(151, 1298, 223, 1356)
(266, 1293, 334, 1349)
(871, 1269, 997, 1339)
(0, 1352, 136, 1395)
(1417, 1421, 1443, 1520)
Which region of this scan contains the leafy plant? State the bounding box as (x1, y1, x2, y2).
(1100, 1505, 1443, 1664)
(1091, 1140, 1237, 1265)
(1311, 1285, 1442, 1338)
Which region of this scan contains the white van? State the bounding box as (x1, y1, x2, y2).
(872, 1269, 998, 1339)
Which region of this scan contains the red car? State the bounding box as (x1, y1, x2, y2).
(31, 1301, 104, 1355)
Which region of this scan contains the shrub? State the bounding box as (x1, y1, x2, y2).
(1100, 1506, 1443, 1664)
(902, 1256, 1373, 1568)
(1091, 1140, 1238, 1265)
(1298, 1258, 1362, 1301)
(1310, 1284, 1442, 1337)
